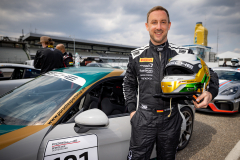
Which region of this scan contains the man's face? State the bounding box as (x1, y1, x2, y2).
(145, 10, 171, 45)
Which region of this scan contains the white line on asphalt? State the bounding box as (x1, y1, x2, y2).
(225, 140, 240, 160)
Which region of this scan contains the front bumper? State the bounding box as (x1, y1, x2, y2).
(197, 100, 239, 114)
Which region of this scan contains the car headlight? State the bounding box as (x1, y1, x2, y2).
(220, 86, 238, 95)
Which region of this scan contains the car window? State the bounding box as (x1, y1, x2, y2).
(0, 74, 84, 126)
(23, 68, 41, 78)
(11, 68, 24, 79)
(64, 78, 128, 123)
(0, 68, 14, 78)
(214, 70, 240, 81)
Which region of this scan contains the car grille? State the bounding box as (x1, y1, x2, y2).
(214, 101, 234, 111)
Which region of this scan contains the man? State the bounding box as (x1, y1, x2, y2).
(123, 6, 219, 160)
(56, 44, 74, 67)
(34, 36, 63, 74)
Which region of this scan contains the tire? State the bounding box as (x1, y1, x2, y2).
(178, 106, 194, 151)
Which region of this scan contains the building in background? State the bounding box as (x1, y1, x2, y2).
(0, 33, 138, 66)
(0, 36, 30, 64)
(23, 33, 138, 66)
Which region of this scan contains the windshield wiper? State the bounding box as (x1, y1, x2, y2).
(0, 117, 6, 125)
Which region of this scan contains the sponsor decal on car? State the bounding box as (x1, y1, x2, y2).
(44, 134, 98, 160)
(45, 71, 86, 86)
(219, 80, 232, 89)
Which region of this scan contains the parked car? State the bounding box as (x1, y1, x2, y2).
(197, 67, 240, 113)
(0, 69, 3, 77)
(0, 67, 195, 160)
(112, 66, 127, 70)
(86, 62, 113, 68)
(0, 63, 40, 96)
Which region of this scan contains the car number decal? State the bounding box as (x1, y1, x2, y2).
(44, 134, 98, 160)
(45, 71, 86, 86)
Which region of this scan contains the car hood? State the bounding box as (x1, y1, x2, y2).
(219, 79, 239, 90)
(214, 79, 240, 99)
(0, 124, 51, 160)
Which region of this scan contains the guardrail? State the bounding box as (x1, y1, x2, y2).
(0, 58, 26, 64)
(0, 36, 19, 42)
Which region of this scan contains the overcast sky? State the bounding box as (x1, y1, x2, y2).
(0, 0, 239, 54)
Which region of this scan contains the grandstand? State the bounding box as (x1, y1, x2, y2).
(0, 33, 138, 65)
(23, 33, 138, 65)
(0, 36, 29, 64)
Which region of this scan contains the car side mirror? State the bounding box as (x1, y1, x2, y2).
(74, 108, 109, 133)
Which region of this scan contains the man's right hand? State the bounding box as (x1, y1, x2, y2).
(130, 111, 136, 119)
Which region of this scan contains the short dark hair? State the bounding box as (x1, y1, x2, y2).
(147, 6, 170, 23)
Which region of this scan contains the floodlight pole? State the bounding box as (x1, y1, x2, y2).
(69, 35, 75, 54)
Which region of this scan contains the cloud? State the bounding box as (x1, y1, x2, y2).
(0, 0, 239, 54)
(43, 32, 67, 37)
(234, 48, 240, 53)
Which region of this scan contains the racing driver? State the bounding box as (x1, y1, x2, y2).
(123, 6, 219, 160)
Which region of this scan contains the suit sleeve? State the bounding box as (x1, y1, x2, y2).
(34, 50, 43, 69)
(123, 54, 138, 113)
(207, 67, 219, 100)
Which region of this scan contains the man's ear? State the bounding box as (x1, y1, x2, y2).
(145, 22, 149, 31)
(168, 22, 171, 31)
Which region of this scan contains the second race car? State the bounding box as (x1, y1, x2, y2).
(197, 67, 240, 113)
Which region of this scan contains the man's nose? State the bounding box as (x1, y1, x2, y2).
(156, 22, 162, 29)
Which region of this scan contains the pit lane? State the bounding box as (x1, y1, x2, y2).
(176, 111, 240, 160)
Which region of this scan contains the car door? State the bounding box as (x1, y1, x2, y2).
(38, 78, 132, 160)
(38, 115, 131, 160)
(38, 77, 158, 160)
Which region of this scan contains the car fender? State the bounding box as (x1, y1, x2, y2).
(0, 125, 51, 160)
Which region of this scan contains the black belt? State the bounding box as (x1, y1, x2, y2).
(138, 105, 175, 113)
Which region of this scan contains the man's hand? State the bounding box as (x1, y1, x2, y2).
(193, 91, 212, 108)
(130, 111, 136, 119)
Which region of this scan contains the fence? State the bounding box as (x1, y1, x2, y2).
(0, 58, 26, 64)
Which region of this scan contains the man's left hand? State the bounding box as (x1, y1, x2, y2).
(192, 91, 212, 108)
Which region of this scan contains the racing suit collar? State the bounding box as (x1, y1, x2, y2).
(149, 40, 169, 52)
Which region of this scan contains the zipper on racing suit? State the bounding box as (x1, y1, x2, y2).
(159, 51, 167, 109)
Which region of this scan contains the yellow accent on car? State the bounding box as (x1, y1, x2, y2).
(0, 125, 50, 150)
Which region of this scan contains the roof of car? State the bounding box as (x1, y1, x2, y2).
(0, 63, 37, 69)
(51, 66, 125, 87)
(213, 67, 240, 72)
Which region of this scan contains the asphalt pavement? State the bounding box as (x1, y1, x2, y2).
(176, 111, 240, 160)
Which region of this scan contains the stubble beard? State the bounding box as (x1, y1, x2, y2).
(150, 31, 168, 45)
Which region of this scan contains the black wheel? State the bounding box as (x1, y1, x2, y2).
(178, 106, 194, 151)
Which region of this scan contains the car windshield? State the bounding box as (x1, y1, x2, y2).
(0, 74, 83, 126)
(214, 70, 240, 81)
